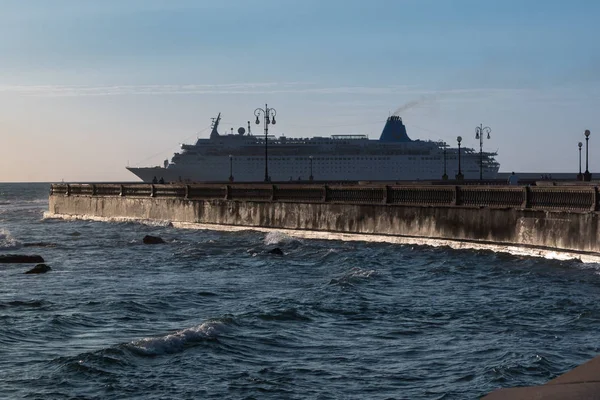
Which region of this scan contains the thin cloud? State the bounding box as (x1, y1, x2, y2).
(0, 82, 535, 98)
(0, 82, 308, 97)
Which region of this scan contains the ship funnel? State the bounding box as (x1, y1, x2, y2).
(378, 115, 412, 142)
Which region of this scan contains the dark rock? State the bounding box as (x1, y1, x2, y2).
(143, 235, 165, 244)
(0, 254, 45, 263)
(24, 264, 52, 274)
(267, 247, 284, 256)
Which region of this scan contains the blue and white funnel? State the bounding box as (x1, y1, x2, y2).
(378, 115, 412, 142)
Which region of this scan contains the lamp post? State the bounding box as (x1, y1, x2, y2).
(577, 142, 583, 181)
(442, 142, 448, 180)
(309, 156, 314, 181)
(254, 104, 277, 182)
(475, 124, 491, 180)
(584, 129, 592, 182)
(456, 136, 463, 180)
(229, 154, 234, 182)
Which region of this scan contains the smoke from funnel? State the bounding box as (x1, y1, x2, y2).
(392, 94, 437, 116)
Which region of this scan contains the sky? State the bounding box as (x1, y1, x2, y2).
(0, 0, 599, 182)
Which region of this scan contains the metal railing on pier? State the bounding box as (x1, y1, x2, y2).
(49, 183, 600, 212)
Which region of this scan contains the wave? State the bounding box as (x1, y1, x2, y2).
(23, 242, 58, 248)
(126, 318, 233, 356)
(49, 317, 236, 381)
(483, 352, 557, 386)
(20, 198, 49, 205)
(0, 228, 22, 250)
(0, 199, 46, 206)
(0, 299, 50, 309)
(330, 267, 378, 287)
(52, 346, 132, 378)
(263, 231, 302, 246)
(42, 212, 172, 227)
(256, 307, 312, 322)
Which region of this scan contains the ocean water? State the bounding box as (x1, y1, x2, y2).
(2, 183, 600, 399)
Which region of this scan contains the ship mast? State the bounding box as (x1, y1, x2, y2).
(209, 113, 221, 139)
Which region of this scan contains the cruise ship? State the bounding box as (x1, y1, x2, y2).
(126, 112, 500, 182)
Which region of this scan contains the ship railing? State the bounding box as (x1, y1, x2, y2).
(51, 183, 600, 212)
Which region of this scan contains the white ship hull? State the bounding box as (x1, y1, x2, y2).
(127, 113, 500, 183)
(127, 155, 498, 182)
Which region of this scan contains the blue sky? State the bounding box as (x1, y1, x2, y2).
(1, 0, 599, 181)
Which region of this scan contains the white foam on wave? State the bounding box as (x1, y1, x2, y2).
(129, 319, 228, 356)
(331, 267, 378, 286)
(45, 213, 600, 264)
(6, 199, 48, 209)
(175, 222, 600, 264)
(43, 212, 172, 227)
(0, 228, 22, 250)
(346, 267, 377, 279)
(263, 231, 298, 246)
(23, 199, 49, 205)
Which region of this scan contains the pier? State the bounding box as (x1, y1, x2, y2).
(48, 182, 600, 258)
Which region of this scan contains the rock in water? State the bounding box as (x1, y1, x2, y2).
(143, 235, 165, 244)
(0, 254, 44, 263)
(267, 247, 284, 256)
(24, 264, 52, 274)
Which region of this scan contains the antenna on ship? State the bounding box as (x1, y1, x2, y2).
(247, 120, 252, 136)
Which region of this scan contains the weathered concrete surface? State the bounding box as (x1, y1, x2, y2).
(483, 355, 600, 399)
(48, 195, 600, 256)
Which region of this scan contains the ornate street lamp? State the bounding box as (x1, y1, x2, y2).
(254, 104, 277, 182)
(309, 156, 314, 181)
(442, 141, 448, 180)
(229, 154, 234, 182)
(456, 136, 464, 180)
(584, 129, 592, 182)
(577, 142, 583, 181)
(475, 124, 491, 180)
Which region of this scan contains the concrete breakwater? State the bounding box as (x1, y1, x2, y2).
(48, 183, 600, 257)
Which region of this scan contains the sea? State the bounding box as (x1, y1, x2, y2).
(2, 182, 600, 399)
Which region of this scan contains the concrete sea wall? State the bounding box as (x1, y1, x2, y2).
(48, 183, 600, 256)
